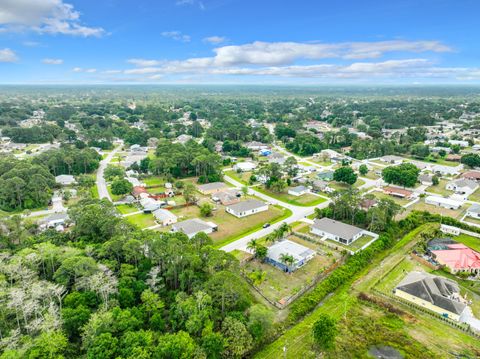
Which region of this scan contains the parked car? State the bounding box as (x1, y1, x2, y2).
(262, 223, 271, 228)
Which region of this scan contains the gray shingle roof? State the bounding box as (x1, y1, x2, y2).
(172, 218, 215, 236)
(267, 239, 315, 264)
(468, 203, 480, 214)
(396, 271, 466, 315)
(312, 218, 363, 241)
(226, 199, 266, 213)
(198, 182, 227, 192)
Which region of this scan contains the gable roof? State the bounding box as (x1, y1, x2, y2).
(172, 218, 216, 236)
(197, 182, 227, 192)
(312, 217, 363, 241)
(226, 199, 266, 213)
(468, 203, 480, 214)
(396, 271, 466, 315)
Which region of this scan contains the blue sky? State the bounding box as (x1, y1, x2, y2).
(0, 0, 479, 84)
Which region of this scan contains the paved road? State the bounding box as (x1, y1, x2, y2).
(220, 171, 331, 252)
(96, 144, 122, 201)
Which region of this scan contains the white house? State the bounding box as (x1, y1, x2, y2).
(419, 174, 434, 186)
(467, 204, 480, 220)
(446, 179, 478, 198)
(233, 161, 257, 172)
(440, 224, 461, 236)
(171, 218, 217, 238)
(288, 185, 310, 197)
(245, 141, 269, 151)
(425, 195, 463, 210)
(39, 213, 69, 231)
(55, 174, 76, 186)
(311, 218, 367, 245)
(140, 197, 162, 213)
(379, 155, 404, 165)
(448, 140, 469, 148)
(152, 209, 178, 226)
(431, 164, 463, 176)
(225, 199, 268, 218)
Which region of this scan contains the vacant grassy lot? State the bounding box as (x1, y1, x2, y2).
(454, 233, 480, 252)
(255, 187, 327, 206)
(328, 179, 365, 192)
(224, 170, 252, 185)
(407, 200, 465, 219)
(464, 216, 480, 227)
(116, 204, 139, 215)
(126, 212, 157, 228)
(426, 179, 454, 196)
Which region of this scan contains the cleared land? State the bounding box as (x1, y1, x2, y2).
(224, 170, 252, 185)
(468, 189, 480, 202)
(426, 179, 454, 196)
(116, 204, 139, 215)
(125, 212, 156, 228)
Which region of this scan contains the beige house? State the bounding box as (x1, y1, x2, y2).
(394, 271, 467, 321)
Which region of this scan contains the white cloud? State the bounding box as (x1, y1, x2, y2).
(72, 67, 96, 73)
(203, 36, 227, 44)
(127, 58, 163, 67)
(211, 40, 452, 66)
(0, 0, 105, 37)
(161, 30, 191, 42)
(42, 58, 63, 65)
(175, 0, 205, 10)
(0, 48, 18, 62)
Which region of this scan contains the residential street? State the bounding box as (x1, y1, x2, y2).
(220, 171, 331, 252)
(96, 144, 122, 201)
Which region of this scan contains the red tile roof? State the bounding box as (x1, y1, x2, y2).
(462, 171, 480, 181)
(383, 186, 413, 198)
(432, 244, 480, 271)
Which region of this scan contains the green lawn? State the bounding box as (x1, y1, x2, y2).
(143, 176, 165, 187)
(408, 200, 465, 219)
(107, 185, 125, 202)
(125, 213, 156, 228)
(116, 204, 139, 215)
(224, 170, 251, 185)
(325, 234, 377, 252)
(454, 233, 480, 252)
(468, 189, 480, 202)
(255, 187, 327, 207)
(372, 191, 411, 206)
(426, 179, 454, 196)
(328, 178, 365, 192)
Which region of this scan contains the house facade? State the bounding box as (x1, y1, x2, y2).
(225, 199, 268, 218)
(311, 218, 365, 245)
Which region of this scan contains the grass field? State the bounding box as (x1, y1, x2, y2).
(125, 212, 156, 228)
(426, 179, 454, 196)
(116, 204, 139, 215)
(224, 170, 252, 185)
(143, 176, 165, 187)
(255, 187, 327, 207)
(107, 185, 125, 202)
(328, 178, 366, 192)
(468, 189, 480, 202)
(325, 234, 377, 252)
(406, 200, 465, 219)
(454, 233, 480, 252)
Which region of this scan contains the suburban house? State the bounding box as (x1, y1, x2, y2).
(171, 218, 218, 238)
(226, 199, 268, 218)
(211, 189, 241, 205)
(152, 209, 178, 226)
(233, 161, 257, 172)
(446, 178, 478, 198)
(425, 195, 463, 210)
(430, 243, 480, 275)
(245, 141, 269, 151)
(176, 134, 193, 144)
(287, 185, 310, 197)
(39, 213, 69, 231)
(379, 155, 404, 165)
(265, 239, 316, 273)
(132, 186, 148, 199)
(419, 174, 434, 186)
(448, 139, 469, 148)
(317, 170, 335, 181)
(440, 224, 461, 236)
(55, 174, 76, 186)
(431, 164, 463, 176)
(268, 152, 286, 165)
(383, 186, 414, 199)
(311, 179, 333, 193)
(393, 271, 467, 321)
(461, 171, 480, 182)
(311, 218, 366, 245)
(467, 203, 480, 219)
(140, 197, 162, 213)
(446, 154, 462, 162)
(197, 182, 228, 195)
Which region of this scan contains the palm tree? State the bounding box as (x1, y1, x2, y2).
(278, 222, 292, 237)
(279, 253, 295, 273)
(246, 239, 258, 253)
(265, 233, 276, 244)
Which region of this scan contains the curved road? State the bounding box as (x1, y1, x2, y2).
(220, 171, 331, 252)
